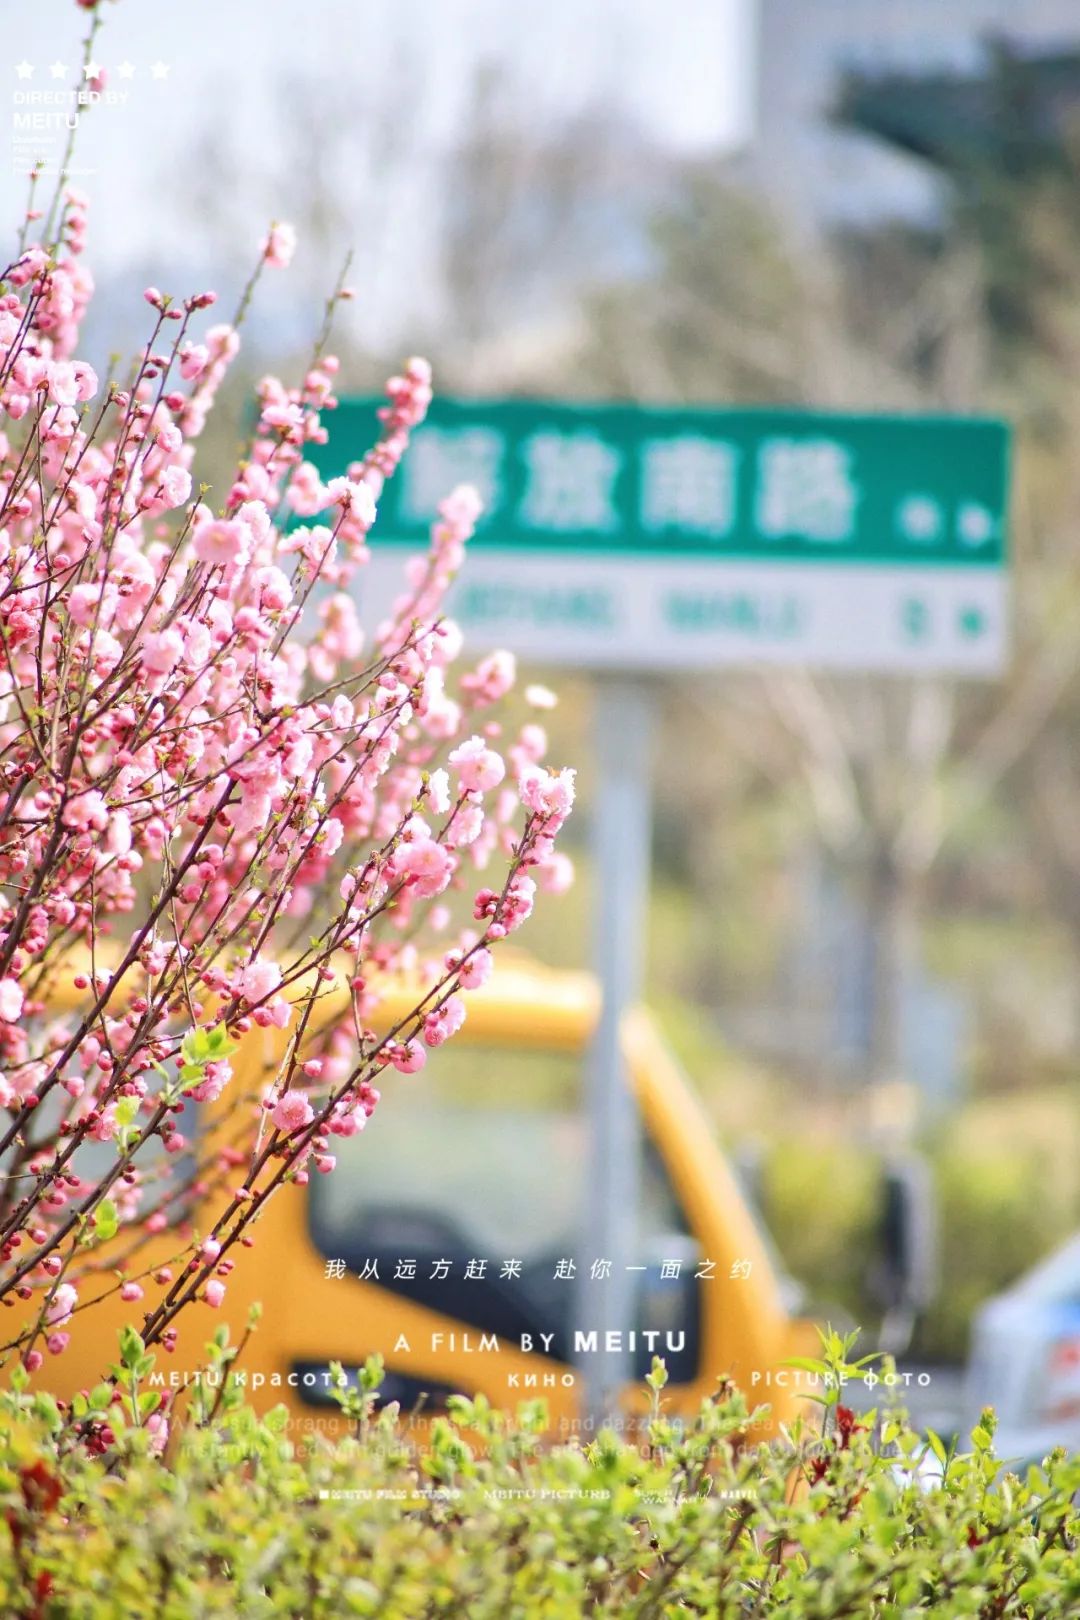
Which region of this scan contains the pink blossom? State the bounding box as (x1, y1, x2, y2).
(0, 978, 23, 1022)
(539, 851, 575, 894)
(427, 768, 451, 815)
(204, 1279, 226, 1308)
(106, 812, 132, 857)
(187, 1059, 232, 1104)
(458, 948, 493, 990)
(502, 873, 537, 932)
(511, 724, 548, 770)
(462, 649, 516, 705)
(46, 1282, 77, 1326)
(262, 222, 297, 269)
(239, 958, 282, 1002)
(445, 802, 483, 849)
(390, 1039, 426, 1073)
(179, 342, 209, 380)
(320, 817, 345, 857)
(326, 477, 377, 527)
(141, 628, 184, 676)
(62, 790, 109, 832)
(393, 837, 454, 899)
(67, 582, 107, 626)
(231, 788, 271, 839)
(193, 517, 250, 568)
(519, 765, 576, 822)
(159, 464, 192, 509)
(183, 620, 211, 665)
(272, 1090, 313, 1133)
(438, 484, 483, 528)
(146, 1411, 169, 1454)
(47, 361, 80, 406)
(449, 735, 506, 794)
(73, 360, 98, 401)
(423, 995, 467, 1048)
(252, 564, 292, 612)
(8, 247, 47, 287)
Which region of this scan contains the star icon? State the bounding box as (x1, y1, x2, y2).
(83, 60, 102, 80)
(117, 61, 136, 79)
(15, 61, 34, 80)
(149, 61, 170, 80)
(49, 61, 69, 80)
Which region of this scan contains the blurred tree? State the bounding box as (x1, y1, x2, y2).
(556, 165, 1080, 1107)
(834, 39, 1080, 398)
(424, 65, 680, 392)
(837, 37, 1080, 1005)
(154, 40, 1080, 1100)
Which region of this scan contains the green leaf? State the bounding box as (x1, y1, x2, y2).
(119, 1325, 144, 1371)
(32, 1393, 62, 1431)
(926, 1429, 948, 1469)
(359, 1353, 385, 1393)
(263, 1404, 290, 1434)
(94, 1199, 119, 1242)
(189, 1029, 212, 1061)
(204, 1026, 237, 1059)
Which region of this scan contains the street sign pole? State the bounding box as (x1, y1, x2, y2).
(581, 674, 655, 1423)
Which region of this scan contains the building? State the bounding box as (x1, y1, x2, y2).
(750, 0, 1080, 230)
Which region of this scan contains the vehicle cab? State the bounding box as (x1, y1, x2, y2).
(32, 955, 818, 1440)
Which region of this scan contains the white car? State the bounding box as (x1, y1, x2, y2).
(966, 1230, 1080, 1468)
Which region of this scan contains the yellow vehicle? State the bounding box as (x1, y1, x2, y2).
(24, 955, 818, 1439)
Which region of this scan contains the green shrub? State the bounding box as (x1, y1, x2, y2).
(930, 1145, 1074, 1362)
(0, 1328, 1077, 1617)
(755, 1106, 1080, 1363)
(762, 1138, 880, 1326)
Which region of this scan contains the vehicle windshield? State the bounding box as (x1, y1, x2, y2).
(309, 1043, 689, 1259)
(307, 1040, 700, 1379)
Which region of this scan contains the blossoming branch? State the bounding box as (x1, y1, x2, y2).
(0, 180, 574, 1419)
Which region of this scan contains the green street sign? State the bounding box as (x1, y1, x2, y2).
(312, 398, 1010, 674)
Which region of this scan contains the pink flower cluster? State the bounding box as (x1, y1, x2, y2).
(0, 195, 574, 1370)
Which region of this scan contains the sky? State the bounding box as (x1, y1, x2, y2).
(4, 0, 754, 290)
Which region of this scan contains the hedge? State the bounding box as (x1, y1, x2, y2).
(0, 1327, 1077, 1617)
